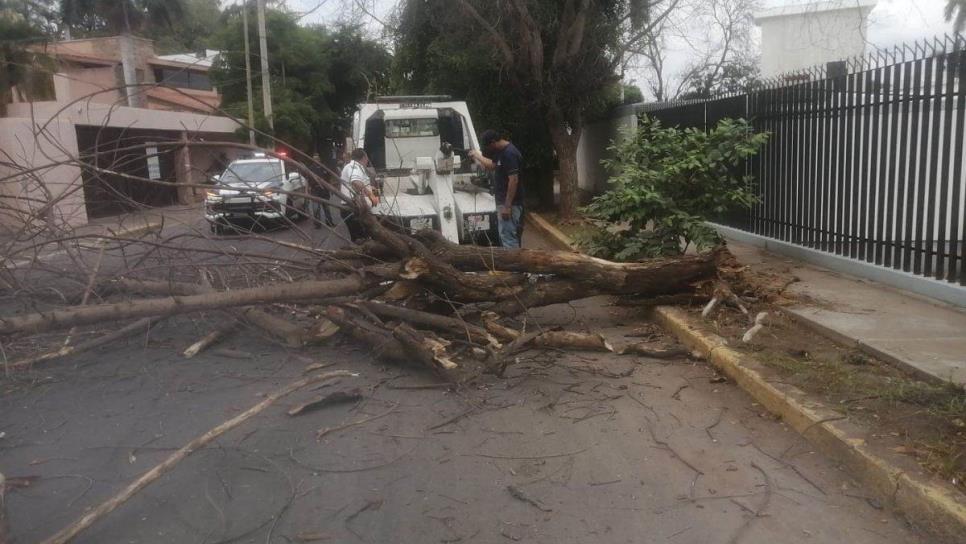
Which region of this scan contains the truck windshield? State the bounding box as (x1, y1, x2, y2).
(386, 118, 439, 138)
(220, 162, 283, 185)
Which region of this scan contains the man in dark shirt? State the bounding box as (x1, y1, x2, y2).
(469, 129, 524, 248)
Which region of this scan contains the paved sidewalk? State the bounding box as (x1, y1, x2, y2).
(725, 238, 966, 387)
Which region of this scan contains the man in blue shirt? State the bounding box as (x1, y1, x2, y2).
(468, 129, 524, 248)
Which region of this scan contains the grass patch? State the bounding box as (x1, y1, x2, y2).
(759, 348, 966, 489)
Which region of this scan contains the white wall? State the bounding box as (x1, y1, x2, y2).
(756, 0, 876, 78)
(0, 118, 87, 231)
(577, 108, 639, 198)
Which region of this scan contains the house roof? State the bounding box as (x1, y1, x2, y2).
(154, 50, 220, 70)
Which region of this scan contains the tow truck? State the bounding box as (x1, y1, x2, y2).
(204, 152, 308, 234)
(351, 96, 499, 245)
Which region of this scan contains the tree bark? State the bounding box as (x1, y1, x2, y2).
(356, 301, 499, 348)
(547, 107, 581, 219)
(415, 230, 720, 295)
(0, 278, 369, 336)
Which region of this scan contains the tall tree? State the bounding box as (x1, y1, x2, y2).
(390, 0, 559, 209)
(635, 0, 758, 102)
(59, 0, 184, 106)
(211, 5, 389, 154)
(426, 0, 683, 219)
(144, 0, 221, 54)
(1, 2, 57, 114)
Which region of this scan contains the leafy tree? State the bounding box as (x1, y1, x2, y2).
(144, 0, 221, 54)
(389, 0, 559, 208)
(577, 116, 767, 260)
(680, 57, 759, 99)
(948, 0, 966, 33)
(1, 2, 57, 114)
(394, 0, 682, 220)
(60, 0, 183, 36)
(622, 84, 644, 104)
(211, 5, 389, 154)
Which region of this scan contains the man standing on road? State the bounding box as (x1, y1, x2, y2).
(469, 130, 524, 248)
(308, 154, 335, 229)
(339, 148, 380, 242)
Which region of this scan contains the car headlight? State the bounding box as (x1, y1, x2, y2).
(206, 189, 221, 199)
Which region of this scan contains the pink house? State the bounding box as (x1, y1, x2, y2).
(1, 36, 246, 230)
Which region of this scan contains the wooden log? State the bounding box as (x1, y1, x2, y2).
(392, 323, 458, 371)
(7, 318, 155, 371)
(480, 312, 521, 341)
(0, 278, 369, 336)
(325, 307, 457, 372)
(532, 331, 614, 352)
(357, 301, 499, 348)
(39, 370, 356, 544)
(414, 229, 720, 293)
(182, 324, 234, 358)
(113, 279, 327, 348)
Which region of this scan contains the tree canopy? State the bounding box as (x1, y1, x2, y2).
(60, 0, 184, 35)
(390, 0, 681, 218)
(211, 5, 390, 154)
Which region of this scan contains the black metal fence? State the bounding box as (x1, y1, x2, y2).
(642, 34, 966, 285)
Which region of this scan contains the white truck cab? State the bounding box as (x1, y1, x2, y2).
(352, 96, 498, 245)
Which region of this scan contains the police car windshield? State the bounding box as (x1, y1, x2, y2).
(220, 161, 283, 186)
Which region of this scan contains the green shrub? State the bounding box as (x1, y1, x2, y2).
(577, 116, 768, 261)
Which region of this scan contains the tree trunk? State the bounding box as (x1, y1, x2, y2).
(547, 107, 581, 220)
(0, 278, 369, 336)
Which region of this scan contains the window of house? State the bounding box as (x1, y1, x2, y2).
(152, 68, 213, 91)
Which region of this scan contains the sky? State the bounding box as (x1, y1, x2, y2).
(285, 0, 954, 46)
(280, 0, 957, 98)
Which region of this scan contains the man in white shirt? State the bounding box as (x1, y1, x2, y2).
(339, 148, 379, 242)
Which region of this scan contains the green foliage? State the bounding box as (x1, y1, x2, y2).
(1, 5, 56, 114)
(211, 6, 390, 153)
(144, 0, 221, 53)
(61, 0, 184, 35)
(622, 84, 644, 105)
(577, 116, 767, 260)
(389, 0, 557, 194)
(680, 58, 761, 100)
(390, 0, 648, 212)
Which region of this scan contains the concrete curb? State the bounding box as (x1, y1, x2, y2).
(652, 307, 966, 543)
(525, 212, 576, 251)
(528, 211, 966, 542)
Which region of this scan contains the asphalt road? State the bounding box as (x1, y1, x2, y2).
(0, 288, 929, 543)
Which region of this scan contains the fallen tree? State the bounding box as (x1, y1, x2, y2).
(0, 127, 730, 380)
(0, 203, 723, 374)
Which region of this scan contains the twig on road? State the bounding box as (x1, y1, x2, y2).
(726, 461, 773, 544)
(39, 369, 356, 544)
(507, 485, 552, 512)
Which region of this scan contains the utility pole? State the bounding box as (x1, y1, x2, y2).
(241, 0, 256, 145)
(256, 0, 274, 131)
